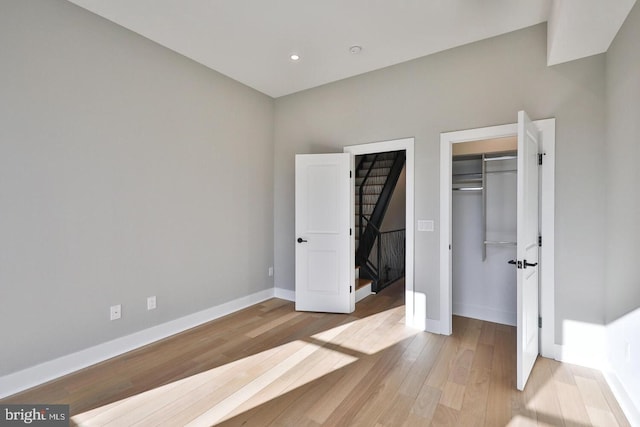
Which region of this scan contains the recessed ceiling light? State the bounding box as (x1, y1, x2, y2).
(290, 53, 300, 61)
(349, 45, 363, 54)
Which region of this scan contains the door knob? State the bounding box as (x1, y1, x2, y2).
(297, 237, 308, 243)
(508, 259, 523, 269)
(524, 260, 538, 268)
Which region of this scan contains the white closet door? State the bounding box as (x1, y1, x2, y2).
(516, 110, 540, 391)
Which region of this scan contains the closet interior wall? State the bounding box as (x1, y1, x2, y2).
(452, 152, 517, 326)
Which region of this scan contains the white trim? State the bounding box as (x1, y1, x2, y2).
(554, 319, 607, 370)
(537, 118, 556, 359)
(344, 138, 416, 328)
(355, 283, 373, 303)
(439, 119, 555, 360)
(0, 288, 275, 399)
(425, 318, 445, 334)
(274, 287, 295, 302)
(453, 303, 516, 327)
(439, 123, 517, 336)
(603, 371, 640, 427)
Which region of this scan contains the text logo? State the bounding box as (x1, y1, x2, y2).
(1, 405, 69, 426)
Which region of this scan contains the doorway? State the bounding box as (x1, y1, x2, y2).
(344, 138, 418, 328)
(452, 139, 518, 326)
(439, 119, 556, 359)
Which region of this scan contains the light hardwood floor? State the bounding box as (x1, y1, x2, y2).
(2, 280, 630, 426)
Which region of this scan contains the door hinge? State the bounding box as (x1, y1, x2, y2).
(538, 153, 543, 165)
(350, 228, 352, 236)
(350, 171, 352, 178)
(350, 285, 353, 293)
(538, 235, 542, 247)
(538, 316, 542, 328)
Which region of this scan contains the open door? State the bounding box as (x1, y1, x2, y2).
(295, 153, 355, 313)
(516, 111, 540, 390)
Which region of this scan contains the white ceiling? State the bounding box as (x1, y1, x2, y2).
(66, 0, 636, 98)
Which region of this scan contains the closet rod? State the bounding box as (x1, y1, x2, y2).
(453, 187, 482, 191)
(485, 169, 516, 174)
(484, 155, 517, 162)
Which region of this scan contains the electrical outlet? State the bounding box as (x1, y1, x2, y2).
(110, 304, 121, 321)
(268, 267, 273, 277)
(147, 296, 157, 310)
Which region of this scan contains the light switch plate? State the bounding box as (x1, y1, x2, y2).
(418, 220, 434, 232)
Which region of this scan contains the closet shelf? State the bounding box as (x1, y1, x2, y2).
(484, 155, 517, 162)
(484, 240, 516, 246)
(453, 187, 482, 191)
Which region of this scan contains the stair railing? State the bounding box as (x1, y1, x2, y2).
(356, 153, 379, 247)
(356, 151, 405, 286)
(357, 214, 406, 292)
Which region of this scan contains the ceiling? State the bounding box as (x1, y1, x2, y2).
(66, 0, 637, 98)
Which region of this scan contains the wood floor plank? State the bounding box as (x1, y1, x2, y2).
(456, 343, 493, 426)
(555, 381, 594, 427)
(431, 403, 460, 426)
(478, 321, 496, 346)
(593, 370, 632, 427)
(410, 384, 441, 421)
(1, 280, 630, 427)
(526, 357, 567, 427)
(398, 333, 444, 397)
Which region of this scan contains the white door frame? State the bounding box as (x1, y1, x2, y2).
(344, 138, 418, 328)
(439, 120, 555, 358)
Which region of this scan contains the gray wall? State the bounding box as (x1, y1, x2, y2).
(0, 0, 274, 375)
(274, 23, 607, 343)
(605, 1, 640, 323)
(604, 2, 640, 407)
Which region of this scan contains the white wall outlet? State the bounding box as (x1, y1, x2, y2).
(110, 304, 121, 320)
(268, 267, 274, 277)
(147, 296, 157, 310)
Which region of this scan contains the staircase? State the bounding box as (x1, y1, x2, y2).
(355, 265, 372, 303)
(355, 151, 406, 294)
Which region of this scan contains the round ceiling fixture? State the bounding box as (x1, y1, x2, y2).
(349, 45, 363, 54)
(290, 53, 300, 61)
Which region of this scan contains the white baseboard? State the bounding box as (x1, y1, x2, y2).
(355, 283, 372, 303)
(0, 288, 275, 399)
(554, 320, 607, 370)
(453, 303, 516, 327)
(603, 370, 640, 427)
(274, 287, 295, 302)
(425, 318, 445, 335)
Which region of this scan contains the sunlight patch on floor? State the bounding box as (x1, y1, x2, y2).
(312, 305, 418, 355)
(72, 306, 416, 426)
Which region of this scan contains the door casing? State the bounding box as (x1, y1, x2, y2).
(344, 138, 418, 328)
(439, 119, 556, 359)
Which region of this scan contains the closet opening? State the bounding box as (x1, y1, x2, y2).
(452, 136, 518, 326)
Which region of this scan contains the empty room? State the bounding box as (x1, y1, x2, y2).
(1, 0, 639, 426)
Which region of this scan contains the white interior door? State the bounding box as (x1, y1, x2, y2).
(516, 110, 540, 390)
(295, 153, 354, 313)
